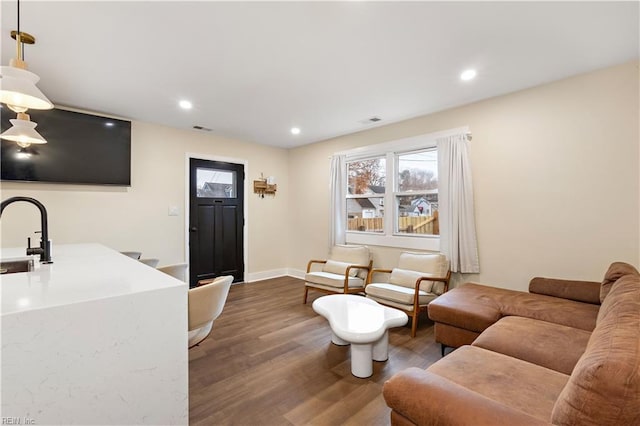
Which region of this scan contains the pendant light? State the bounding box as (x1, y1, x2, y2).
(0, 0, 52, 146)
(0, 112, 46, 146)
(0, 0, 53, 112)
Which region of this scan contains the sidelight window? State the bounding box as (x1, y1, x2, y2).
(196, 168, 236, 198)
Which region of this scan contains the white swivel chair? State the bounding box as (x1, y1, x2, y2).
(188, 275, 233, 348)
(139, 258, 160, 268)
(157, 263, 189, 282)
(121, 251, 142, 260)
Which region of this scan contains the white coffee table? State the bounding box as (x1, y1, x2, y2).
(312, 294, 408, 378)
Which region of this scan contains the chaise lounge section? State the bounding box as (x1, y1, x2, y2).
(383, 262, 640, 425)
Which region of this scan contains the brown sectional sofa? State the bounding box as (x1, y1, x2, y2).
(383, 262, 640, 425)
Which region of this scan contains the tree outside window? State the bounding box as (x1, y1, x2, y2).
(346, 158, 385, 232)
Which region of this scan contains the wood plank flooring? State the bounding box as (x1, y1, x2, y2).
(189, 276, 442, 425)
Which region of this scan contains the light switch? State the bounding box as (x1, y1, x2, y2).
(168, 206, 180, 216)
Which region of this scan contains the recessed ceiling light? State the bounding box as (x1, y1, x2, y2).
(179, 100, 193, 110)
(460, 69, 477, 81)
(290, 127, 301, 135)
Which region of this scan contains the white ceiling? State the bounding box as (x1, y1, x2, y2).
(1, 1, 638, 148)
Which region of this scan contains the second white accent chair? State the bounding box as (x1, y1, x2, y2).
(365, 252, 451, 337)
(303, 244, 372, 304)
(188, 275, 233, 348)
(157, 263, 189, 282)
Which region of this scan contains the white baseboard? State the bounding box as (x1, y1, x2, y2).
(245, 268, 306, 283)
(287, 269, 305, 280)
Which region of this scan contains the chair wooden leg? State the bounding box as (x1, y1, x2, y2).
(411, 312, 418, 337)
(303, 286, 309, 304)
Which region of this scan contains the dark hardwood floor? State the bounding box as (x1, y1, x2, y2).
(189, 276, 442, 425)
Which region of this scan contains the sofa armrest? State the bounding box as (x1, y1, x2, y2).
(529, 277, 601, 304)
(383, 368, 549, 426)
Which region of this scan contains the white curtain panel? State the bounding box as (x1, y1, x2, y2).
(437, 134, 480, 273)
(329, 155, 347, 247)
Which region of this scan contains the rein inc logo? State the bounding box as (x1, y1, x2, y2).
(2, 418, 35, 425)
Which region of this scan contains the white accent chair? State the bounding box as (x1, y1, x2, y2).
(365, 252, 450, 337)
(121, 251, 142, 260)
(188, 275, 233, 348)
(303, 244, 372, 304)
(157, 263, 189, 282)
(139, 258, 160, 268)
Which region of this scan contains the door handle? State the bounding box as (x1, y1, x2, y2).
(189, 227, 198, 232)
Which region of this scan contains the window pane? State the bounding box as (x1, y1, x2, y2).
(396, 194, 439, 235)
(196, 168, 236, 198)
(348, 158, 386, 195)
(347, 197, 384, 233)
(397, 150, 437, 192)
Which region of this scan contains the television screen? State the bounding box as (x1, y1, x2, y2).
(1, 107, 131, 185)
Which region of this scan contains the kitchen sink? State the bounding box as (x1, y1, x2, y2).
(0, 258, 34, 275)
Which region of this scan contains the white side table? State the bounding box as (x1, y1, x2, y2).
(312, 294, 408, 378)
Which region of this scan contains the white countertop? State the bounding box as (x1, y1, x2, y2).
(1, 243, 186, 316)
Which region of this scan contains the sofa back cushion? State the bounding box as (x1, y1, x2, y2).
(329, 245, 371, 279)
(600, 262, 639, 303)
(551, 273, 640, 426)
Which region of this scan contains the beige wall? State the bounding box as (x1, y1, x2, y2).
(0, 121, 291, 279)
(2, 62, 638, 290)
(288, 61, 640, 291)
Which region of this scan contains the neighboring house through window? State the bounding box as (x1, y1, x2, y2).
(336, 127, 468, 251)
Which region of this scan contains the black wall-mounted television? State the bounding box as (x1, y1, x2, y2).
(1, 107, 131, 186)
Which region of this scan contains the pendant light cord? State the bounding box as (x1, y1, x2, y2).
(17, 0, 24, 60)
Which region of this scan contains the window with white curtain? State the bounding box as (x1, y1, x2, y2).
(339, 130, 456, 251)
(333, 126, 478, 269)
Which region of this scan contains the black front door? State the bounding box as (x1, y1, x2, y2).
(189, 158, 244, 287)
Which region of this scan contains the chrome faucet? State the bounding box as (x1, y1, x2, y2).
(0, 196, 53, 263)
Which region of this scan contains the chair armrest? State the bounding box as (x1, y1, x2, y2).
(413, 270, 452, 294)
(529, 277, 601, 304)
(345, 264, 371, 279)
(383, 368, 550, 426)
(306, 259, 327, 273)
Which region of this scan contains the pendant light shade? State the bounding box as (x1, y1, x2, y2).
(0, 0, 53, 115)
(0, 112, 47, 146)
(0, 65, 53, 112)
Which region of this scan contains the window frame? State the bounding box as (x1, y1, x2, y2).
(338, 127, 469, 251)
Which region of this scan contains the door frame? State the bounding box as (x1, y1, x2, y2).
(185, 153, 249, 283)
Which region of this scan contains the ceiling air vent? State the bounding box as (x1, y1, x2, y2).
(193, 125, 212, 132)
(359, 116, 382, 125)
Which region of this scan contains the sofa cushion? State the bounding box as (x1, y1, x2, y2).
(552, 274, 640, 426)
(322, 260, 358, 277)
(599, 261, 639, 303)
(472, 316, 591, 375)
(304, 271, 364, 289)
(428, 283, 503, 333)
(500, 292, 599, 332)
(427, 345, 569, 422)
(365, 282, 437, 306)
(529, 277, 601, 304)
